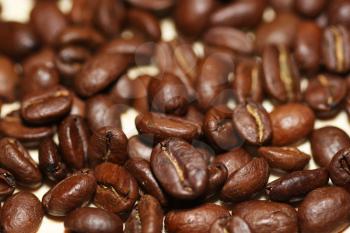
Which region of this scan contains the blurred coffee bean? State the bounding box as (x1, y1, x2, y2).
(127, 8, 161, 41)
(0, 168, 15, 201)
(0, 56, 19, 102)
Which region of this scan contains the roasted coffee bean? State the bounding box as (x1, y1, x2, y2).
(86, 95, 122, 131)
(127, 8, 161, 41)
(42, 169, 96, 216)
(74, 53, 130, 97)
(0, 192, 44, 233)
(232, 59, 264, 103)
(298, 186, 350, 233)
(148, 73, 189, 115)
(295, 0, 327, 17)
(213, 148, 252, 176)
(125, 195, 163, 233)
(132, 75, 152, 113)
(125, 0, 174, 11)
(323, 25, 350, 73)
(39, 138, 67, 182)
(165, 203, 230, 233)
(135, 112, 200, 142)
(125, 158, 168, 206)
(69, 0, 97, 26)
(22, 48, 56, 74)
(232, 200, 298, 233)
(88, 127, 128, 167)
(269, 0, 294, 12)
(220, 158, 269, 202)
(329, 147, 350, 190)
(206, 163, 228, 199)
(203, 105, 242, 151)
(0, 56, 19, 102)
(64, 207, 124, 233)
(233, 101, 272, 145)
(0, 138, 41, 188)
(151, 138, 208, 200)
(94, 162, 139, 215)
(0, 168, 15, 201)
(30, 1, 68, 45)
(21, 85, 73, 125)
(311, 126, 350, 167)
(58, 115, 89, 170)
(328, 0, 350, 27)
(56, 26, 105, 49)
(258, 146, 310, 172)
(127, 135, 153, 161)
(266, 168, 329, 202)
(263, 45, 301, 103)
(210, 0, 266, 28)
(295, 22, 322, 73)
(210, 215, 252, 233)
(271, 103, 315, 146)
(70, 92, 86, 117)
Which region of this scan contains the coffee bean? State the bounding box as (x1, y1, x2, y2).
(210, 215, 253, 233)
(220, 158, 269, 202)
(70, 93, 86, 117)
(56, 26, 105, 49)
(42, 169, 96, 216)
(233, 101, 272, 145)
(298, 186, 350, 233)
(127, 8, 161, 41)
(64, 207, 124, 233)
(295, 0, 327, 17)
(125, 0, 174, 11)
(132, 75, 152, 113)
(329, 147, 350, 190)
(125, 195, 164, 233)
(269, 0, 294, 12)
(311, 126, 350, 167)
(266, 168, 329, 201)
(213, 148, 252, 176)
(206, 163, 228, 199)
(0, 56, 19, 102)
(258, 146, 310, 172)
(0, 192, 44, 233)
(151, 138, 208, 199)
(165, 203, 230, 233)
(232, 200, 298, 233)
(94, 162, 139, 215)
(0, 168, 15, 201)
(22, 48, 55, 74)
(127, 135, 153, 161)
(69, 0, 97, 26)
(328, 0, 350, 27)
(270, 103, 315, 146)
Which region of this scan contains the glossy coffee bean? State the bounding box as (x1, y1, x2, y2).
(0, 168, 15, 201)
(258, 146, 310, 172)
(127, 135, 153, 161)
(64, 207, 123, 233)
(203, 105, 242, 151)
(56, 26, 105, 49)
(0, 138, 42, 188)
(94, 162, 139, 215)
(0, 56, 19, 102)
(127, 8, 161, 41)
(210, 215, 252, 233)
(271, 103, 315, 146)
(232, 200, 298, 233)
(151, 138, 208, 200)
(329, 147, 350, 190)
(125, 195, 163, 233)
(22, 48, 56, 74)
(311, 126, 350, 167)
(263, 45, 301, 103)
(328, 0, 350, 27)
(58, 115, 89, 170)
(213, 148, 252, 176)
(206, 163, 228, 199)
(295, 0, 327, 17)
(220, 158, 269, 202)
(42, 169, 97, 216)
(298, 186, 350, 233)
(39, 138, 67, 182)
(233, 101, 272, 145)
(165, 203, 230, 233)
(0, 192, 44, 233)
(266, 168, 329, 202)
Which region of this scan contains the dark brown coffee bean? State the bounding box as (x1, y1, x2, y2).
(58, 115, 89, 170)
(323, 25, 350, 73)
(262, 45, 301, 103)
(125, 158, 168, 206)
(295, 0, 327, 17)
(94, 162, 139, 215)
(328, 0, 350, 27)
(220, 158, 269, 202)
(298, 186, 350, 233)
(22, 48, 56, 74)
(21, 85, 73, 125)
(151, 138, 208, 200)
(271, 103, 315, 146)
(127, 8, 161, 41)
(210, 215, 253, 233)
(311, 126, 350, 167)
(39, 138, 67, 182)
(64, 207, 123, 233)
(304, 74, 347, 118)
(74, 53, 130, 97)
(233, 101, 272, 145)
(295, 22, 322, 73)
(125, 195, 163, 233)
(42, 169, 96, 216)
(125, 0, 174, 11)
(148, 73, 189, 115)
(0, 56, 19, 102)
(269, 0, 294, 12)
(258, 146, 310, 172)
(203, 105, 242, 151)
(56, 26, 105, 49)
(329, 147, 350, 190)
(135, 112, 200, 142)
(86, 95, 122, 131)
(213, 148, 252, 176)
(165, 203, 230, 233)
(0, 138, 42, 188)
(0, 168, 15, 201)
(266, 168, 329, 202)
(232, 200, 298, 233)
(88, 127, 128, 167)
(1, 192, 44, 233)
(127, 135, 153, 161)
(70, 92, 86, 117)
(69, 0, 97, 26)
(206, 163, 228, 199)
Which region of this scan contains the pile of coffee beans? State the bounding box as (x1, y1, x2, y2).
(2, 0, 350, 232)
